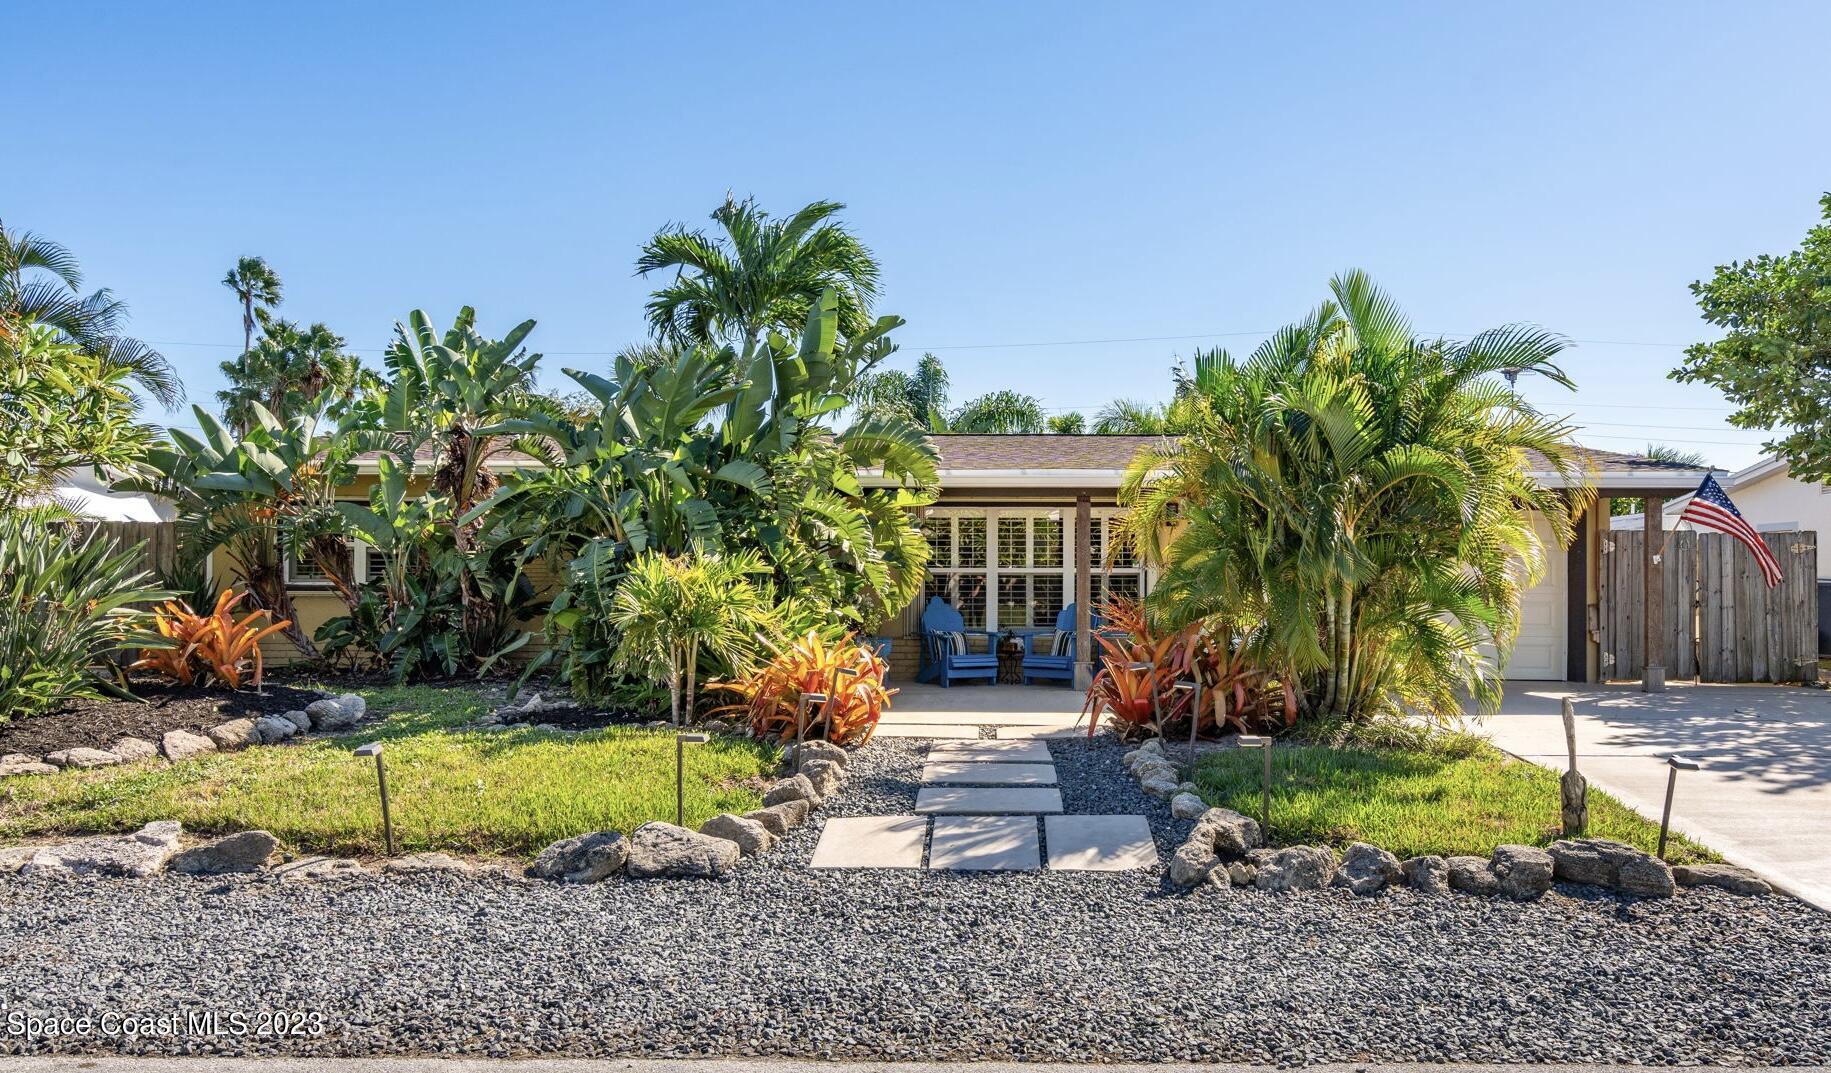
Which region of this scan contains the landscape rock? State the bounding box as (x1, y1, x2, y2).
(528, 831, 628, 884)
(279, 709, 314, 733)
(253, 716, 299, 744)
(1548, 837, 1674, 898)
(747, 799, 809, 834)
(206, 718, 261, 750)
(1447, 855, 1499, 895)
(44, 747, 121, 769)
(762, 773, 822, 808)
(625, 822, 741, 879)
(800, 757, 846, 798)
(168, 830, 279, 875)
(1169, 841, 1220, 887)
(1225, 860, 1257, 886)
(1400, 854, 1450, 893)
(1139, 773, 1182, 799)
(1673, 863, 1772, 896)
(1189, 807, 1263, 858)
(0, 755, 58, 777)
(160, 729, 216, 761)
(0, 845, 38, 873)
(1491, 844, 1555, 900)
(1332, 841, 1401, 895)
(272, 856, 368, 881)
(305, 693, 366, 731)
(23, 821, 183, 877)
(700, 813, 775, 856)
(1252, 845, 1337, 892)
(790, 740, 848, 769)
(1169, 792, 1207, 819)
(109, 737, 160, 763)
(383, 852, 474, 876)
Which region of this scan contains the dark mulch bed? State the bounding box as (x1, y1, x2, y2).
(0, 681, 325, 758)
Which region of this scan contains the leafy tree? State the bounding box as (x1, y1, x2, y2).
(221, 256, 283, 358)
(1092, 396, 1198, 435)
(605, 550, 776, 725)
(1121, 271, 1592, 723)
(1609, 443, 1712, 515)
(0, 220, 179, 405)
(217, 318, 368, 429)
(636, 196, 880, 347)
(0, 325, 154, 514)
(854, 352, 950, 428)
(949, 389, 1046, 433)
(1047, 411, 1087, 434)
(1671, 192, 1831, 482)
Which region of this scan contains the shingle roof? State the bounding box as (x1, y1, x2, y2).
(930, 434, 1168, 471)
(929, 434, 1709, 476)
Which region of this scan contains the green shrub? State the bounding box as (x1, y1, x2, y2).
(0, 517, 170, 722)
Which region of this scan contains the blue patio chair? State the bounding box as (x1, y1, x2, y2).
(918, 597, 999, 688)
(1021, 603, 1082, 686)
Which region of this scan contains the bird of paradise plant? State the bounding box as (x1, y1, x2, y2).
(716, 629, 893, 746)
(131, 589, 292, 690)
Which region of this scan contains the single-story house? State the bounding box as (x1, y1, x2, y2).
(255, 435, 1712, 685)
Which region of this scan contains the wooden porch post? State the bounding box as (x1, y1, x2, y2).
(1074, 494, 1093, 689)
(1643, 495, 1666, 692)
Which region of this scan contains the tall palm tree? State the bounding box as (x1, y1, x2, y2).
(222, 256, 283, 357)
(948, 390, 1046, 433)
(0, 220, 181, 405)
(854, 351, 952, 428)
(217, 318, 364, 429)
(637, 196, 880, 347)
(1121, 270, 1593, 723)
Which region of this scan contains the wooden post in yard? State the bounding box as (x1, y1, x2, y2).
(1074, 494, 1093, 690)
(1560, 697, 1588, 836)
(1643, 495, 1667, 692)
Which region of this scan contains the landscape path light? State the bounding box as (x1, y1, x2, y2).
(1235, 735, 1273, 840)
(676, 732, 709, 827)
(352, 742, 394, 857)
(794, 693, 828, 775)
(1171, 678, 1201, 778)
(1658, 754, 1701, 859)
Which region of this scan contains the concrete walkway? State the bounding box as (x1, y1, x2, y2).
(875, 682, 1086, 739)
(1479, 681, 1831, 910)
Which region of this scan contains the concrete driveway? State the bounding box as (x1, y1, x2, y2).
(1479, 681, 1831, 910)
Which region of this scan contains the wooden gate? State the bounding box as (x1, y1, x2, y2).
(1600, 529, 1818, 683)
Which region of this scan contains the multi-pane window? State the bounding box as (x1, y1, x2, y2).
(922, 510, 1141, 632)
(284, 544, 338, 588)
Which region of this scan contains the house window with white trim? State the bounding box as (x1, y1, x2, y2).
(284, 539, 349, 589)
(921, 508, 1148, 632)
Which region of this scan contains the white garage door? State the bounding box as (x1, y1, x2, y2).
(1503, 511, 1568, 680)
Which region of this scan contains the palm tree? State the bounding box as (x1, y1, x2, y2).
(1047, 412, 1087, 434)
(854, 352, 951, 428)
(1121, 270, 1593, 723)
(0, 220, 181, 405)
(637, 195, 880, 347)
(607, 550, 776, 725)
(217, 319, 365, 429)
(949, 390, 1046, 433)
(222, 256, 283, 357)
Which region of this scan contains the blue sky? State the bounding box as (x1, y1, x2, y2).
(9, 2, 1830, 471)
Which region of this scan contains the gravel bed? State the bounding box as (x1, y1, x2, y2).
(2, 734, 1828, 1064)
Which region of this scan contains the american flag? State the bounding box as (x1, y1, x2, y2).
(1677, 474, 1784, 587)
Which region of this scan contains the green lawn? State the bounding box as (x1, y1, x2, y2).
(1194, 737, 1718, 864)
(0, 684, 778, 860)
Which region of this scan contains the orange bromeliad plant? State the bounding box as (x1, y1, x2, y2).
(715, 630, 894, 746)
(1082, 598, 1192, 740)
(131, 589, 293, 690)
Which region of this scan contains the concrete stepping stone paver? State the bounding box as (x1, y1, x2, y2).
(915, 786, 1064, 814)
(928, 815, 1041, 871)
(926, 740, 1053, 763)
(1044, 814, 1159, 871)
(921, 761, 1058, 786)
(810, 816, 928, 869)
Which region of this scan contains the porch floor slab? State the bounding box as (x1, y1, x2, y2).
(927, 815, 1041, 871)
(920, 761, 1058, 786)
(871, 724, 983, 739)
(925, 740, 1054, 763)
(808, 816, 928, 869)
(878, 710, 1083, 727)
(996, 725, 1091, 740)
(914, 786, 1064, 814)
(1044, 814, 1159, 871)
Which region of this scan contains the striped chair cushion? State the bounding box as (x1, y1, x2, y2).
(1047, 629, 1074, 657)
(945, 630, 970, 655)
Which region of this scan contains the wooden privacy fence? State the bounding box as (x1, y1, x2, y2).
(1600, 529, 1818, 683)
(84, 521, 177, 581)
